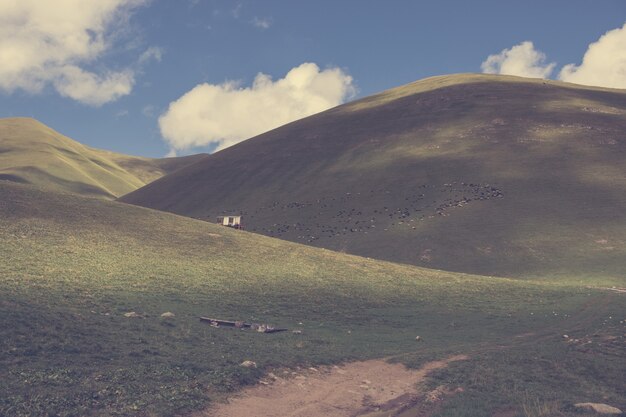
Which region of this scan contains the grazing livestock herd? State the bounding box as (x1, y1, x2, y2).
(214, 182, 503, 243)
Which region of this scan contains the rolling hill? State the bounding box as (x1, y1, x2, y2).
(1, 180, 623, 416)
(121, 74, 626, 283)
(0, 117, 206, 198)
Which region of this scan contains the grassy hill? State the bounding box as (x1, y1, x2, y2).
(1, 181, 624, 416)
(121, 74, 626, 284)
(0, 118, 205, 198)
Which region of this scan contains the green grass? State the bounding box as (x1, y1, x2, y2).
(426, 318, 625, 417)
(0, 117, 205, 199)
(120, 73, 626, 284)
(1, 182, 624, 416)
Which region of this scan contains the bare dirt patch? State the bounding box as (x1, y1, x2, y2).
(197, 355, 468, 417)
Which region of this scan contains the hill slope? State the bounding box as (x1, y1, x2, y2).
(121, 74, 626, 282)
(0, 117, 205, 198)
(1, 181, 623, 416)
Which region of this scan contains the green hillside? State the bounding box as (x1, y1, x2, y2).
(0, 118, 205, 198)
(121, 74, 626, 283)
(1, 181, 624, 416)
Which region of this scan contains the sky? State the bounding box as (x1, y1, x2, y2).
(0, 0, 625, 158)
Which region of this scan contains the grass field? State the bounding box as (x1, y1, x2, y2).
(1, 181, 623, 416)
(121, 74, 626, 284)
(0, 118, 205, 199)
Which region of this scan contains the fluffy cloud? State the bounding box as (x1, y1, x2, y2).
(53, 66, 134, 106)
(159, 63, 355, 153)
(0, 0, 146, 105)
(481, 24, 626, 89)
(559, 23, 626, 89)
(481, 41, 555, 79)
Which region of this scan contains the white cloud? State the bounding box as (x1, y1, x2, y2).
(559, 23, 626, 89)
(252, 17, 272, 30)
(0, 0, 147, 105)
(159, 62, 355, 153)
(139, 46, 164, 64)
(53, 66, 134, 106)
(481, 41, 555, 79)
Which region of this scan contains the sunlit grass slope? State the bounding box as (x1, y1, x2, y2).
(1, 181, 623, 416)
(121, 74, 626, 283)
(0, 117, 205, 198)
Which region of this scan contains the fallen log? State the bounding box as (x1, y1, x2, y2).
(259, 327, 289, 334)
(199, 317, 288, 333)
(199, 317, 250, 328)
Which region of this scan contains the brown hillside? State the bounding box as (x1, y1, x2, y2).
(0, 117, 206, 198)
(120, 74, 626, 282)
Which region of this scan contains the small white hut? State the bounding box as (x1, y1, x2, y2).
(216, 215, 243, 229)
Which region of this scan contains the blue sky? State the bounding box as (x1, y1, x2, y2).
(1, 0, 624, 157)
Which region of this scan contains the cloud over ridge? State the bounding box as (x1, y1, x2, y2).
(0, 0, 147, 105)
(159, 63, 355, 154)
(558, 23, 626, 89)
(481, 23, 626, 89)
(481, 41, 555, 79)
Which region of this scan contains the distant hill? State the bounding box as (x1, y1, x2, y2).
(0, 117, 206, 198)
(121, 74, 626, 282)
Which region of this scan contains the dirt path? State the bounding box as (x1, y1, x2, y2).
(197, 355, 467, 417)
(196, 293, 620, 417)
